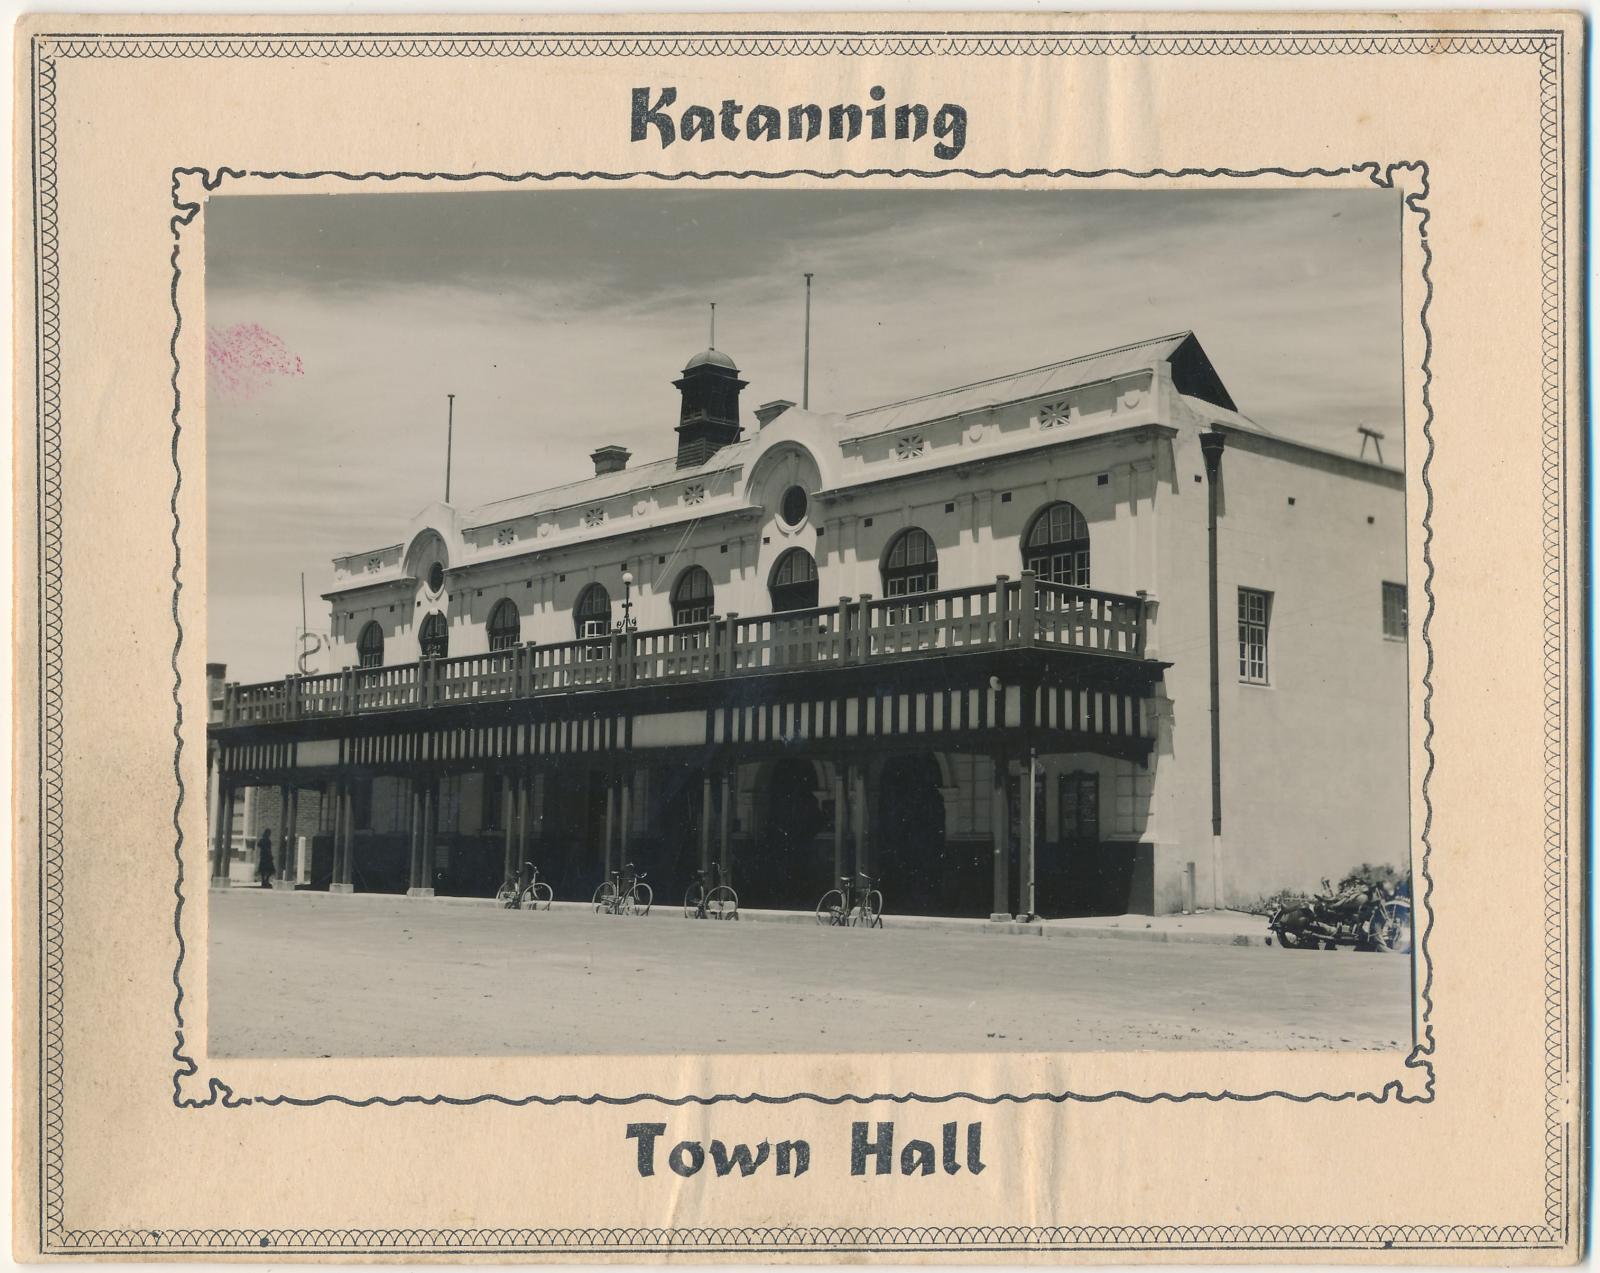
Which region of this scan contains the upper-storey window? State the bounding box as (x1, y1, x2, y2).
(1238, 588, 1271, 684)
(418, 612, 449, 661)
(356, 621, 384, 669)
(1382, 581, 1408, 639)
(1024, 501, 1091, 587)
(574, 583, 611, 640)
(882, 528, 939, 597)
(672, 566, 714, 626)
(487, 599, 520, 652)
(769, 548, 819, 613)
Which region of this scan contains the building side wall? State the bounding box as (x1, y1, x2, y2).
(1151, 411, 1409, 911)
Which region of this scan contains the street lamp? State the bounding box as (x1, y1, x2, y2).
(615, 570, 637, 633)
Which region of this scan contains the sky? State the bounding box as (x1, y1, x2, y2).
(206, 187, 1403, 683)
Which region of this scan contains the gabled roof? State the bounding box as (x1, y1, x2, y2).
(459, 331, 1241, 531)
(842, 330, 1236, 437)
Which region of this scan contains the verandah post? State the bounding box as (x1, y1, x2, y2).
(211, 782, 236, 886)
(990, 751, 1011, 921)
(832, 763, 847, 887)
(407, 780, 423, 893)
(993, 574, 1012, 650)
(699, 771, 714, 879)
(718, 766, 733, 887)
(851, 762, 869, 881)
(516, 773, 530, 873)
(1018, 569, 1039, 646)
(501, 774, 516, 887)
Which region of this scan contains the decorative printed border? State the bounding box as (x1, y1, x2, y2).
(163, 157, 1439, 1119)
(27, 28, 1572, 1255)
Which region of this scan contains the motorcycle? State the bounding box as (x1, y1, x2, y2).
(1268, 879, 1412, 953)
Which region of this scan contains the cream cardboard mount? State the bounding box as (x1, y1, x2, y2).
(10, 10, 1587, 1263)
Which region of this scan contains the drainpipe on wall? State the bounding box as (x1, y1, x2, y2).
(1199, 429, 1228, 911)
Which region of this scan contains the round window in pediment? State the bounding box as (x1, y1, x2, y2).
(780, 485, 809, 527)
(427, 562, 445, 593)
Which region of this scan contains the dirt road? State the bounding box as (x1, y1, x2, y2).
(208, 890, 1413, 1057)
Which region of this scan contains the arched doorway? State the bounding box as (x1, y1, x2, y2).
(356, 621, 385, 668)
(487, 598, 520, 651)
(872, 753, 980, 917)
(418, 612, 448, 660)
(1023, 501, 1091, 586)
(768, 548, 819, 613)
(671, 566, 715, 626)
(744, 759, 826, 910)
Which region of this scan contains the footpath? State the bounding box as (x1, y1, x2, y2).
(226, 874, 1272, 948)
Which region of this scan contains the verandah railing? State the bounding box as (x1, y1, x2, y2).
(220, 572, 1153, 726)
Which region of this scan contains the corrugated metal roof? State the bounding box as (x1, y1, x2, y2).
(842, 331, 1196, 437)
(465, 439, 755, 528)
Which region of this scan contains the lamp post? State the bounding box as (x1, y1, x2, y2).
(615, 570, 637, 633)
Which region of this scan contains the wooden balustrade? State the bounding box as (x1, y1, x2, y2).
(221, 573, 1154, 726)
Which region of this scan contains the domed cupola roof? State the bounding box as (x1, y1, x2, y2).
(684, 347, 738, 372)
(674, 347, 748, 469)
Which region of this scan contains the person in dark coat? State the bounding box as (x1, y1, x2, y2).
(256, 827, 275, 888)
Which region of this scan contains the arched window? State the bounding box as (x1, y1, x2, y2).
(356, 621, 385, 669)
(882, 528, 939, 597)
(1023, 502, 1091, 587)
(769, 548, 819, 613)
(487, 599, 520, 652)
(574, 583, 611, 640)
(418, 612, 448, 660)
(672, 566, 714, 626)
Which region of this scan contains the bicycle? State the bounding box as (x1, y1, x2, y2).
(494, 861, 553, 911)
(815, 873, 883, 928)
(593, 862, 653, 916)
(683, 863, 739, 921)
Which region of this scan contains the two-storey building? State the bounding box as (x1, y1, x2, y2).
(208, 330, 1409, 917)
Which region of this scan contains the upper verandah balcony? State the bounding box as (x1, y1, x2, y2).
(217, 573, 1161, 730)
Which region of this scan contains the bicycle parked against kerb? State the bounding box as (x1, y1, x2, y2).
(593, 862, 653, 916)
(494, 861, 553, 911)
(816, 873, 883, 928)
(684, 863, 739, 921)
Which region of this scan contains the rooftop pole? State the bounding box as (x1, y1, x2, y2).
(709, 302, 716, 349)
(802, 273, 814, 409)
(444, 393, 455, 504)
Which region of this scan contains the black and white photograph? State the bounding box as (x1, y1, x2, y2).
(204, 187, 1416, 1059)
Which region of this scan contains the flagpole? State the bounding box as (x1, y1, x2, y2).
(445, 393, 455, 504)
(803, 273, 814, 409)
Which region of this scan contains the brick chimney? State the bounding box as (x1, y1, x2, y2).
(755, 400, 795, 427)
(591, 445, 631, 476)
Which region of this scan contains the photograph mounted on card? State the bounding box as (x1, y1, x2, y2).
(12, 12, 1584, 1262)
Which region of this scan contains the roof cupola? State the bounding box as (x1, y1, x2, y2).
(674, 348, 747, 469)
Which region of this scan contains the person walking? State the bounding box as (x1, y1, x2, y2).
(256, 826, 275, 888)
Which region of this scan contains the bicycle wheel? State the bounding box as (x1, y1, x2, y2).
(494, 884, 518, 910)
(530, 882, 553, 912)
(592, 881, 617, 913)
(706, 885, 738, 921)
(631, 882, 653, 916)
(863, 890, 884, 929)
(684, 885, 705, 920)
(1371, 900, 1412, 954)
(816, 889, 845, 925)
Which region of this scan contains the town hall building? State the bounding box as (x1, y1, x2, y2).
(207, 330, 1411, 918)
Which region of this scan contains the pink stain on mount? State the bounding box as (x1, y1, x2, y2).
(207, 323, 304, 399)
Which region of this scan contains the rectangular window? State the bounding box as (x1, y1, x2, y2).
(1058, 772, 1100, 844)
(1382, 581, 1408, 639)
(1238, 588, 1271, 684)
